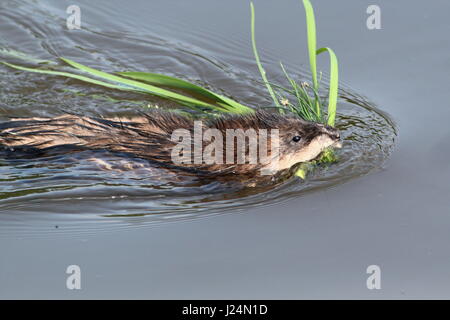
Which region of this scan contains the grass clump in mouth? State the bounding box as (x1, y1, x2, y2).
(1, 0, 339, 179)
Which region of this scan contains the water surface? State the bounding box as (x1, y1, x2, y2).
(0, 0, 449, 299)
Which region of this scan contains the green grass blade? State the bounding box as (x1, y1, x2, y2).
(0, 48, 54, 65)
(3, 60, 231, 111)
(60, 58, 226, 110)
(302, 0, 317, 89)
(302, 0, 320, 117)
(250, 2, 280, 107)
(1, 62, 144, 92)
(317, 47, 338, 126)
(117, 71, 252, 114)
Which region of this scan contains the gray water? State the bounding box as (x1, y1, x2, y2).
(0, 0, 449, 299)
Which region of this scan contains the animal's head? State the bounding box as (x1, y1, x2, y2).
(274, 116, 341, 171)
(211, 110, 341, 173)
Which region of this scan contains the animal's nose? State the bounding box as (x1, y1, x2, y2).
(332, 130, 340, 140)
(321, 125, 340, 140)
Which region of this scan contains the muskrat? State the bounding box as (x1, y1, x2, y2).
(0, 110, 341, 179)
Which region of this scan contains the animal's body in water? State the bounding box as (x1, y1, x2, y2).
(0, 110, 341, 180)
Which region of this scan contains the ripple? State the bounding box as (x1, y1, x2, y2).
(0, 93, 396, 237)
(0, 0, 396, 237)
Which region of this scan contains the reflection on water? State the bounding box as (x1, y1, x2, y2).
(0, 0, 396, 234)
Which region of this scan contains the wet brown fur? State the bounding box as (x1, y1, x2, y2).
(0, 110, 339, 177)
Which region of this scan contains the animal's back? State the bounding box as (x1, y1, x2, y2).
(0, 112, 190, 157)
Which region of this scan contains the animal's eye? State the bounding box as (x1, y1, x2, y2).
(292, 135, 302, 142)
